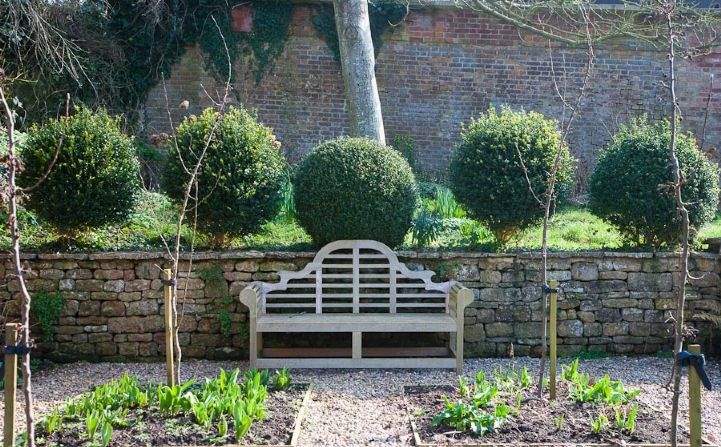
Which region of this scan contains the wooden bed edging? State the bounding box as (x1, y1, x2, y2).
(180, 382, 314, 447)
(289, 383, 313, 446)
(402, 386, 718, 447)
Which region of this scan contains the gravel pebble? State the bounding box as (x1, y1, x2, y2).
(0, 357, 718, 446)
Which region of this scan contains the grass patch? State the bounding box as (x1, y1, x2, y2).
(3, 189, 720, 253)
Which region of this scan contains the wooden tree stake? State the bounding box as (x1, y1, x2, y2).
(163, 269, 176, 387)
(688, 344, 702, 447)
(549, 280, 558, 400)
(4, 323, 20, 447)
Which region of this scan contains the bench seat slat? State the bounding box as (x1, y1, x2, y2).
(256, 313, 457, 332)
(268, 293, 447, 299)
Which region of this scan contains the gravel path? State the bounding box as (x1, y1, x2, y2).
(0, 357, 719, 446)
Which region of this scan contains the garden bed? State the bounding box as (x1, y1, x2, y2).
(35, 371, 312, 447)
(403, 362, 699, 446)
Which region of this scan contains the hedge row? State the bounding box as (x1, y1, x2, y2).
(14, 106, 719, 249)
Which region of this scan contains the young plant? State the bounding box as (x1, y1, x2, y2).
(188, 394, 213, 428)
(157, 380, 194, 415)
(232, 405, 253, 440)
(101, 420, 113, 447)
(272, 368, 291, 390)
(472, 372, 498, 408)
(458, 376, 471, 399)
(591, 413, 609, 434)
(217, 415, 229, 438)
(42, 409, 62, 435)
(562, 360, 639, 405)
(554, 414, 565, 431)
(85, 411, 101, 440)
(614, 404, 639, 433)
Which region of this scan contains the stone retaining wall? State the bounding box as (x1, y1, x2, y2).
(0, 251, 719, 360)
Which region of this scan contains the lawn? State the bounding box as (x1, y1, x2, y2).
(3, 190, 720, 253)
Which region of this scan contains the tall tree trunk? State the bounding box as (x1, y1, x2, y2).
(333, 0, 386, 144)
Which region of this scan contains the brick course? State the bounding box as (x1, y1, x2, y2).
(141, 4, 721, 191)
(0, 250, 719, 361)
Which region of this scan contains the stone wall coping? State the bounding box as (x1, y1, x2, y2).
(3, 250, 719, 261)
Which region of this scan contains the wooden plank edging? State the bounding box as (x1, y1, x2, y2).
(401, 385, 719, 447)
(289, 383, 313, 446)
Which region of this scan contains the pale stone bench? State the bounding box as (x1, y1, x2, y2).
(239, 240, 473, 372)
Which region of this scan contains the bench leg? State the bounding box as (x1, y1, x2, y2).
(352, 332, 362, 359)
(248, 317, 258, 368)
(455, 330, 464, 374)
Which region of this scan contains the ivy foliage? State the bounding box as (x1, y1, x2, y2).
(30, 291, 65, 343)
(3, 0, 294, 126)
(312, 0, 407, 62)
(106, 0, 294, 98)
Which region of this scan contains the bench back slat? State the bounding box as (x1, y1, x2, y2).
(258, 240, 451, 314)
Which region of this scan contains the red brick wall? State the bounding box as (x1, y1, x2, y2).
(141, 5, 721, 191)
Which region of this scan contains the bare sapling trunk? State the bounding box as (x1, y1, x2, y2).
(533, 8, 595, 396)
(665, 5, 691, 446)
(1, 85, 36, 446)
(333, 0, 386, 144)
(160, 17, 233, 384)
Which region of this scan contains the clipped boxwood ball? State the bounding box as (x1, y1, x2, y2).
(449, 107, 574, 243)
(589, 118, 719, 247)
(163, 107, 287, 240)
(293, 137, 418, 247)
(18, 108, 140, 232)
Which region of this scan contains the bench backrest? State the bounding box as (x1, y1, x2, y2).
(256, 240, 452, 314)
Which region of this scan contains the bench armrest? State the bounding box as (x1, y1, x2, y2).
(240, 283, 263, 317)
(448, 283, 474, 318)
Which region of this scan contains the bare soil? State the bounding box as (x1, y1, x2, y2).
(405, 383, 693, 445)
(37, 383, 308, 446)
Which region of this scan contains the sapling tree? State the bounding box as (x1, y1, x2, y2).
(532, 14, 596, 396)
(648, 2, 720, 444)
(0, 81, 68, 447)
(456, 0, 596, 394)
(158, 17, 234, 384)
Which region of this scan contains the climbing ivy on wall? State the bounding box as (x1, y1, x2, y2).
(5, 0, 294, 126)
(312, 0, 407, 62)
(108, 0, 294, 103)
(243, 3, 294, 83)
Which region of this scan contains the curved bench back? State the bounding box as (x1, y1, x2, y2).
(257, 240, 452, 314)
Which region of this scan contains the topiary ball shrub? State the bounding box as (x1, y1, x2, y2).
(19, 108, 140, 233)
(293, 137, 418, 247)
(163, 107, 287, 242)
(589, 118, 719, 247)
(449, 107, 574, 243)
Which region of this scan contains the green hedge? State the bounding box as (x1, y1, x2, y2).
(293, 137, 418, 247)
(589, 118, 719, 247)
(18, 108, 140, 232)
(163, 107, 287, 241)
(450, 107, 574, 243)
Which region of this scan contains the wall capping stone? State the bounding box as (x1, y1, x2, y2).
(2, 250, 718, 261)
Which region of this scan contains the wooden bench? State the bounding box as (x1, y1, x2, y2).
(239, 240, 473, 372)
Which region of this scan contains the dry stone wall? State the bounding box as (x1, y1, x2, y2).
(0, 251, 719, 361)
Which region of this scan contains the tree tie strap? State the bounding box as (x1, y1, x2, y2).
(679, 350, 713, 390)
(161, 277, 176, 287)
(4, 343, 32, 355)
(542, 283, 558, 294)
